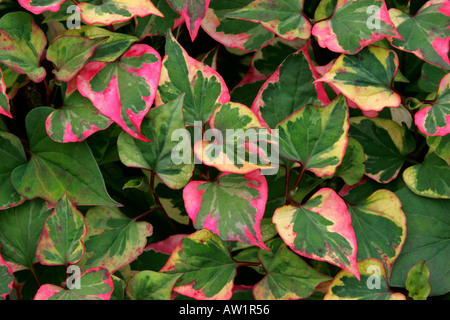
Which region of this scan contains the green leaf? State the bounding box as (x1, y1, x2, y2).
(166, 0, 210, 41)
(160, 229, 238, 300)
(273, 187, 359, 279)
(0, 199, 52, 272)
(391, 188, 450, 296)
(324, 258, 406, 300)
(0, 69, 11, 118)
(347, 189, 406, 276)
(135, 0, 181, 39)
(335, 137, 365, 185)
(34, 267, 114, 300)
(183, 171, 269, 249)
(0, 12, 47, 83)
(349, 116, 416, 183)
(312, 0, 401, 54)
(78, 206, 153, 273)
(427, 134, 450, 164)
(0, 131, 27, 209)
(403, 151, 450, 199)
(78, 0, 163, 25)
(252, 42, 330, 129)
(227, 0, 311, 41)
(418, 63, 449, 93)
(253, 238, 331, 300)
(405, 260, 431, 300)
(11, 107, 120, 207)
(201, 0, 274, 52)
(126, 270, 181, 300)
(118, 94, 194, 189)
(156, 31, 230, 126)
(316, 45, 401, 112)
(36, 195, 87, 266)
(0, 246, 14, 300)
(414, 73, 450, 136)
(77, 43, 162, 141)
(388, 1, 450, 69)
(276, 95, 349, 177)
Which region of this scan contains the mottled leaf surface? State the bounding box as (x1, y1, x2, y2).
(0, 69, 11, 118)
(135, 0, 181, 38)
(167, 0, 210, 41)
(0, 247, 14, 300)
(335, 137, 365, 186)
(126, 270, 181, 300)
(406, 260, 431, 300)
(18, 0, 67, 14)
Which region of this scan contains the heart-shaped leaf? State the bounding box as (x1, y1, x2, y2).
(415, 73, 450, 136)
(36, 195, 88, 266)
(273, 187, 359, 279)
(312, 0, 401, 54)
(252, 42, 330, 129)
(156, 31, 230, 126)
(11, 107, 120, 207)
(0, 132, 27, 210)
(276, 95, 349, 177)
(227, 0, 312, 41)
(34, 267, 114, 300)
(18, 0, 66, 14)
(118, 94, 194, 189)
(0, 69, 11, 118)
(126, 270, 181, 300)
(0, 12, 47, 83)
(77, 43, 162, 141)
(78, 206, 153, 273)
(166, 0, 210, 41)
(347, 189, 406, 276)
(391, 188, 450, 296)
(201, 0, 274, 52)
(388, 0, 450, 69)
(349, 116, 416, 183)
(405, 260, 431, 300)
(0, 199, 52, 272)
(0, 246, 14, 300)
(253, 238, 331, 300)
(403, 151, 450, 199)
(160, 229, 238, 300)
(194, 102, 276, 174)
(46, 35, 108, 82)
(78, 0, 164, 25)
(183, 170, 269, 249)
(324, 258, 406, 300)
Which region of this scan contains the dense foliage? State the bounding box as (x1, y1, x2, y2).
(0, 0, 449, 301)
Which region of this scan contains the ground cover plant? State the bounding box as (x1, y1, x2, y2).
(0, 0, 449, 301)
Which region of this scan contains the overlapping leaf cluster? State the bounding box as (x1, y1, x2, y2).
(0, 0, 448, 300)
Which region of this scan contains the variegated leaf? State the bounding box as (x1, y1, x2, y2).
(135, 0, 182, 39)
(11, 107, 120, 207)
(347, 190, 406, 276)
(78, 0, 163, 25)
(276, 95, 349, 177)
(194, 102, 276, 174)
(273, 188, 359, 279)
(0, 12, 47, 83)
(0, 199, 52, 272)
(227, 0, 311, 41)
(46, 35, 108, 82)
(166, 0, 210, 41)
(78, 206, 153, 273)
(183, 171, 269, 249)
(427, 134, 450, 164)
(126, 270, 181, 300)
(36, 195, 87, 266)
(77, 44, 162, 141)
(18, 0, 67, 14)
(324, 258, 406, 300)
(406, 261, 431, 300)
(316, 45, 401, 112)
(34, 267, 114, 300)
(0, 246, 14, 300)
(118, 94, 194, 189)
(403, 151, 450, 199)
(253, 238, 331, 300)
(156, 31, 230, 126)
(335, 137, 365, 186)
(201, 0, 274, 52)
(312, 0, 401, 54)
(349, 116, 416, 183)
(0, 69, 11, 118)
(160, 229, 238, 300)
(415, 72, 450, 136)
(418, 63, 449, 93)
(388, 0, 450, 69)
(252, 41, 329, 129)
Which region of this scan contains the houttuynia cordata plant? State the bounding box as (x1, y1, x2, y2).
(0, 0, 448, 301)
